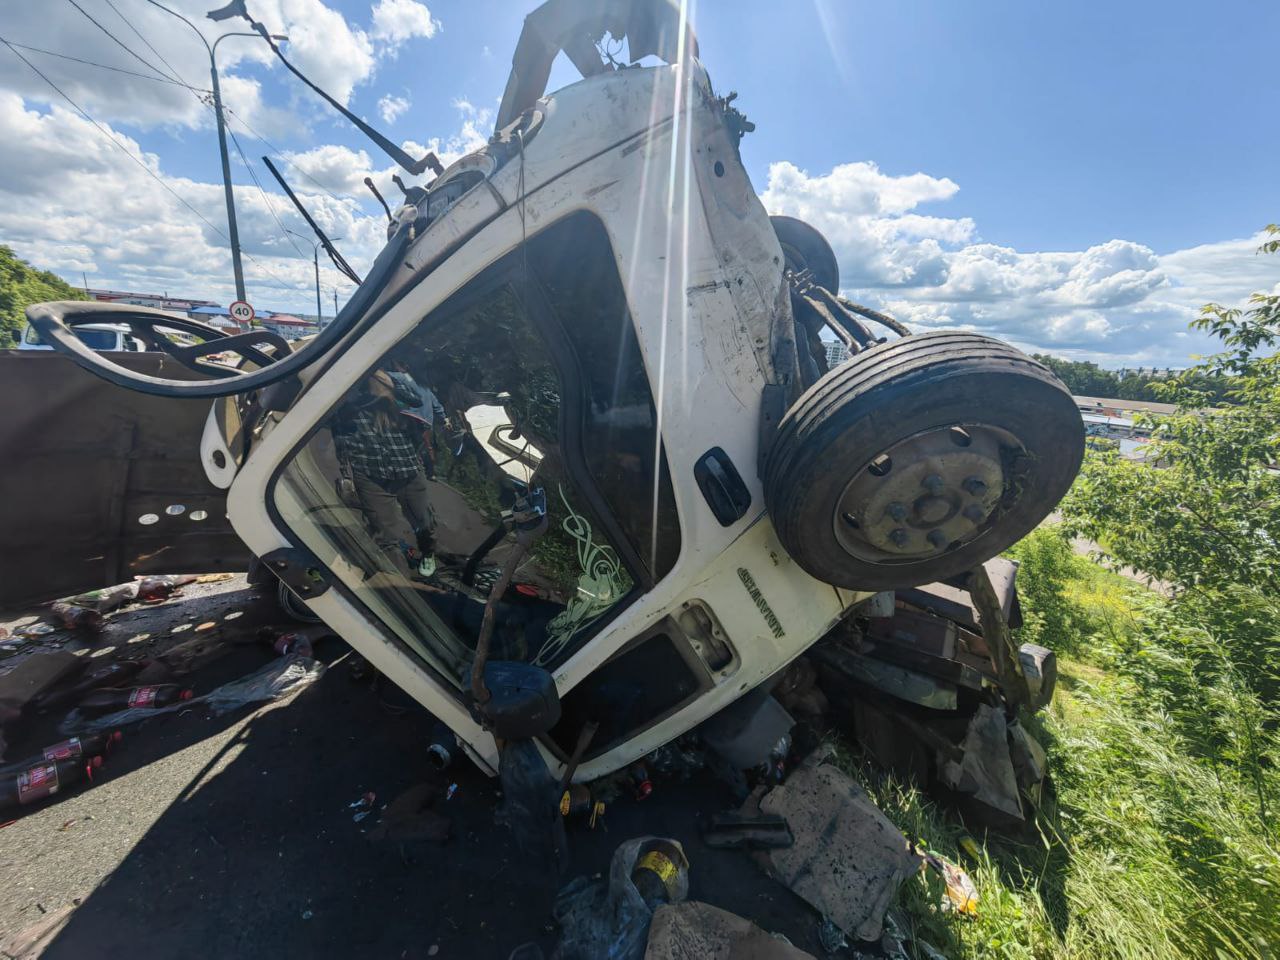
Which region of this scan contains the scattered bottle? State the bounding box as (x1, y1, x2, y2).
(49, 602, 103, 632)
(34, 660, 145, 711)
(135, 575, 185, 602)
(628, 763, 653, 800)
(79, 684, 193, 714)
(629, 839, 689, 909)
(41, 731, 122, 762)
(0, 756, 103, 811)
(258, 627, 313, 658)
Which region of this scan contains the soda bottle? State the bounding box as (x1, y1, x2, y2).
(49, 602, 103, 631)
(0, 732, 122, 776)
(79, 685, 193, 714)
(629, 763, 653, 800)
(0, 756, 103, 811)
(33, 660, 145, 711)
(629, 839, 688, 909)
(272, 633, 314, 658)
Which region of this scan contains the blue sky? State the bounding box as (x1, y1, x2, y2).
(1, 0, 1276, 366)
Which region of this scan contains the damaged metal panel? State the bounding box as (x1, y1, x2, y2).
(0, 351, 251, 606)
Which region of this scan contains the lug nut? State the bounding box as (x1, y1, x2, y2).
(927, 529, 947, 548)
(963, 504, 986, 523)
(887, 501, 906, 521)
(888, 528, 909, 548)
(962, 476, 987, 496)
(922, 474, 945, 494)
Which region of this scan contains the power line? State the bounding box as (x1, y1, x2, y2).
(102, 0, 193, 90)
(226, 123, 307, 259)
(64, 0, 176, 85)
(0, 37, 311, 297)
(222, 105, 352, 206)
(0, 37, 210, 91)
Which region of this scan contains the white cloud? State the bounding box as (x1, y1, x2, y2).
(377, 93, 410, 124)
(762, 159, 1276, 366)
(370, 0, 441, 51)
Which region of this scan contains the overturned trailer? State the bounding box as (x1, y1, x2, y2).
(15, 0, 1083, 782)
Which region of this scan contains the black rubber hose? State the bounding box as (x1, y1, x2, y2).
(25, 224, 412, 399)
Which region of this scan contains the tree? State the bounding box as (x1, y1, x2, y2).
(0, 246, 86, 348)
(1060, 224, 1280, 595)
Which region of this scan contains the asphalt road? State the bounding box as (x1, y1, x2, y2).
(0, 580, 829, 959)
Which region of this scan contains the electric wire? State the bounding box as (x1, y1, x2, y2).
(226, 123, 307, 259)
(2, 37, 308, 296)
(0, 37, 210, 91)
(64, 0, 177, 85)
(102, 0, 193, 90)
(222, 105, 350, 206)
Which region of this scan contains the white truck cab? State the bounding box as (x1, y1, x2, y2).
(24, 0, 1083, 783)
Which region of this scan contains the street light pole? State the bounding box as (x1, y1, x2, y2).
(145, 1, 285, 304)
(286, 229, 340, 328)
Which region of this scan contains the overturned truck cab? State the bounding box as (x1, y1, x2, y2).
(22, 0, 1083, 781)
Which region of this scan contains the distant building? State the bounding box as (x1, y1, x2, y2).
(824, 340, 850, 368)
(260, 313, 319, 340)
(1074, 395, 1177, 418)
(87, 288, 219, 316)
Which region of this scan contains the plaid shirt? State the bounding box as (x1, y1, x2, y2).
(335, 408, 422, 482)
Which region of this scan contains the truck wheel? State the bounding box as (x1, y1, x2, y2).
(763, 331, 1083, 589)
(771, 215, 839, 292)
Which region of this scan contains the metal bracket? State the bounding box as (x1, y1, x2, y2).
(261, 546, 333, 599)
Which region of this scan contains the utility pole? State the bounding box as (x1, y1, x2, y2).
(145, 2, 286, 303)
(286, 229, 340, 328)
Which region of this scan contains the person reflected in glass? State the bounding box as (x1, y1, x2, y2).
(333, 369, 439, 580)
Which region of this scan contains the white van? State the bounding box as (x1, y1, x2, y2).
(18, 321, 149, 353)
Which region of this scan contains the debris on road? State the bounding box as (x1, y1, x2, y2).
(554, 837, 690, 960)
(644, 901, 814, 960)
(78, 684, 193, 715)
(922, 850, 979, 916)
(47, 602, 102, 633)
(755, 751, 920, 943)
(0, 755, 103, 812)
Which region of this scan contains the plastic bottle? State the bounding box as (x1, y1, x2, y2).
(0, 732, 123, 776)
(78, 685, 193, 714)
(33, 660, 146, 711)
(49, 602, 103, 631)
(629, 763, 653, 800)
(0, 756, 103, 810)
(629, 839, 689, 909)
(272, 633, 314, 658)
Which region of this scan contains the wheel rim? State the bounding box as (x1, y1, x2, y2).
(832, 424, 1019, 563)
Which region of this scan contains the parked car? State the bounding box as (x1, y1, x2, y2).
(19, 321, 149, 353)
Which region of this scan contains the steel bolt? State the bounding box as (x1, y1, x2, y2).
(927, 529, 947, 549)
(962, 476, 987, 496)
(922, 474, 945, 494)
(887, 501, 907, 521)
(963, 504, 986, 523)
(888, 528, 909, 548)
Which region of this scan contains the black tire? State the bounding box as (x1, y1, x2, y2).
(764, 331, 1083, 590)
(771, 215, 839, 292)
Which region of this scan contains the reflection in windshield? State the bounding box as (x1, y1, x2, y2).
(274, 212, 679, 690)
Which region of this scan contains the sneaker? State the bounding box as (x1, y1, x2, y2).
(417, 554, 438, 578)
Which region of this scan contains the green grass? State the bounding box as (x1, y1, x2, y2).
(846, 526, 1280, 959)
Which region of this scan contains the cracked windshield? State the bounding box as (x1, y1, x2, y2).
(274, 213, 680, 686)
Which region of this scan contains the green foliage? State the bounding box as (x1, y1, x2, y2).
(1061, 226, 1280, 595)
(1031, 353, 1234, 405)
(0, 245, 86, 347)
(853, 528, 1280, 959)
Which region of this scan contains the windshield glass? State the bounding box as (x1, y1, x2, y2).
(273, 212, 681, 689)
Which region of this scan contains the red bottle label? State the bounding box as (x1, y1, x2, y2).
(17, 764, 60, 804)
(43, 738, 81, 761)
(128, 687, 158, 708)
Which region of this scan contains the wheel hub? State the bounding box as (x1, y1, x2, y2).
(833, 425, 1010, 561)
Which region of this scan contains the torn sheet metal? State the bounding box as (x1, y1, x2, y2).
(644, 902, 815, 960)
(937, 703, 1023, 820)
(757, 756, 920, 942)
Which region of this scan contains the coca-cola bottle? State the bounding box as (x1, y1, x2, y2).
(79, 685, 193, 714)
(0, 732, 122, 776)
(0, 756, 103, 811)
(33, 660, 145, 711)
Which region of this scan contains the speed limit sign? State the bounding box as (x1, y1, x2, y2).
(228, 300, 255, 324)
